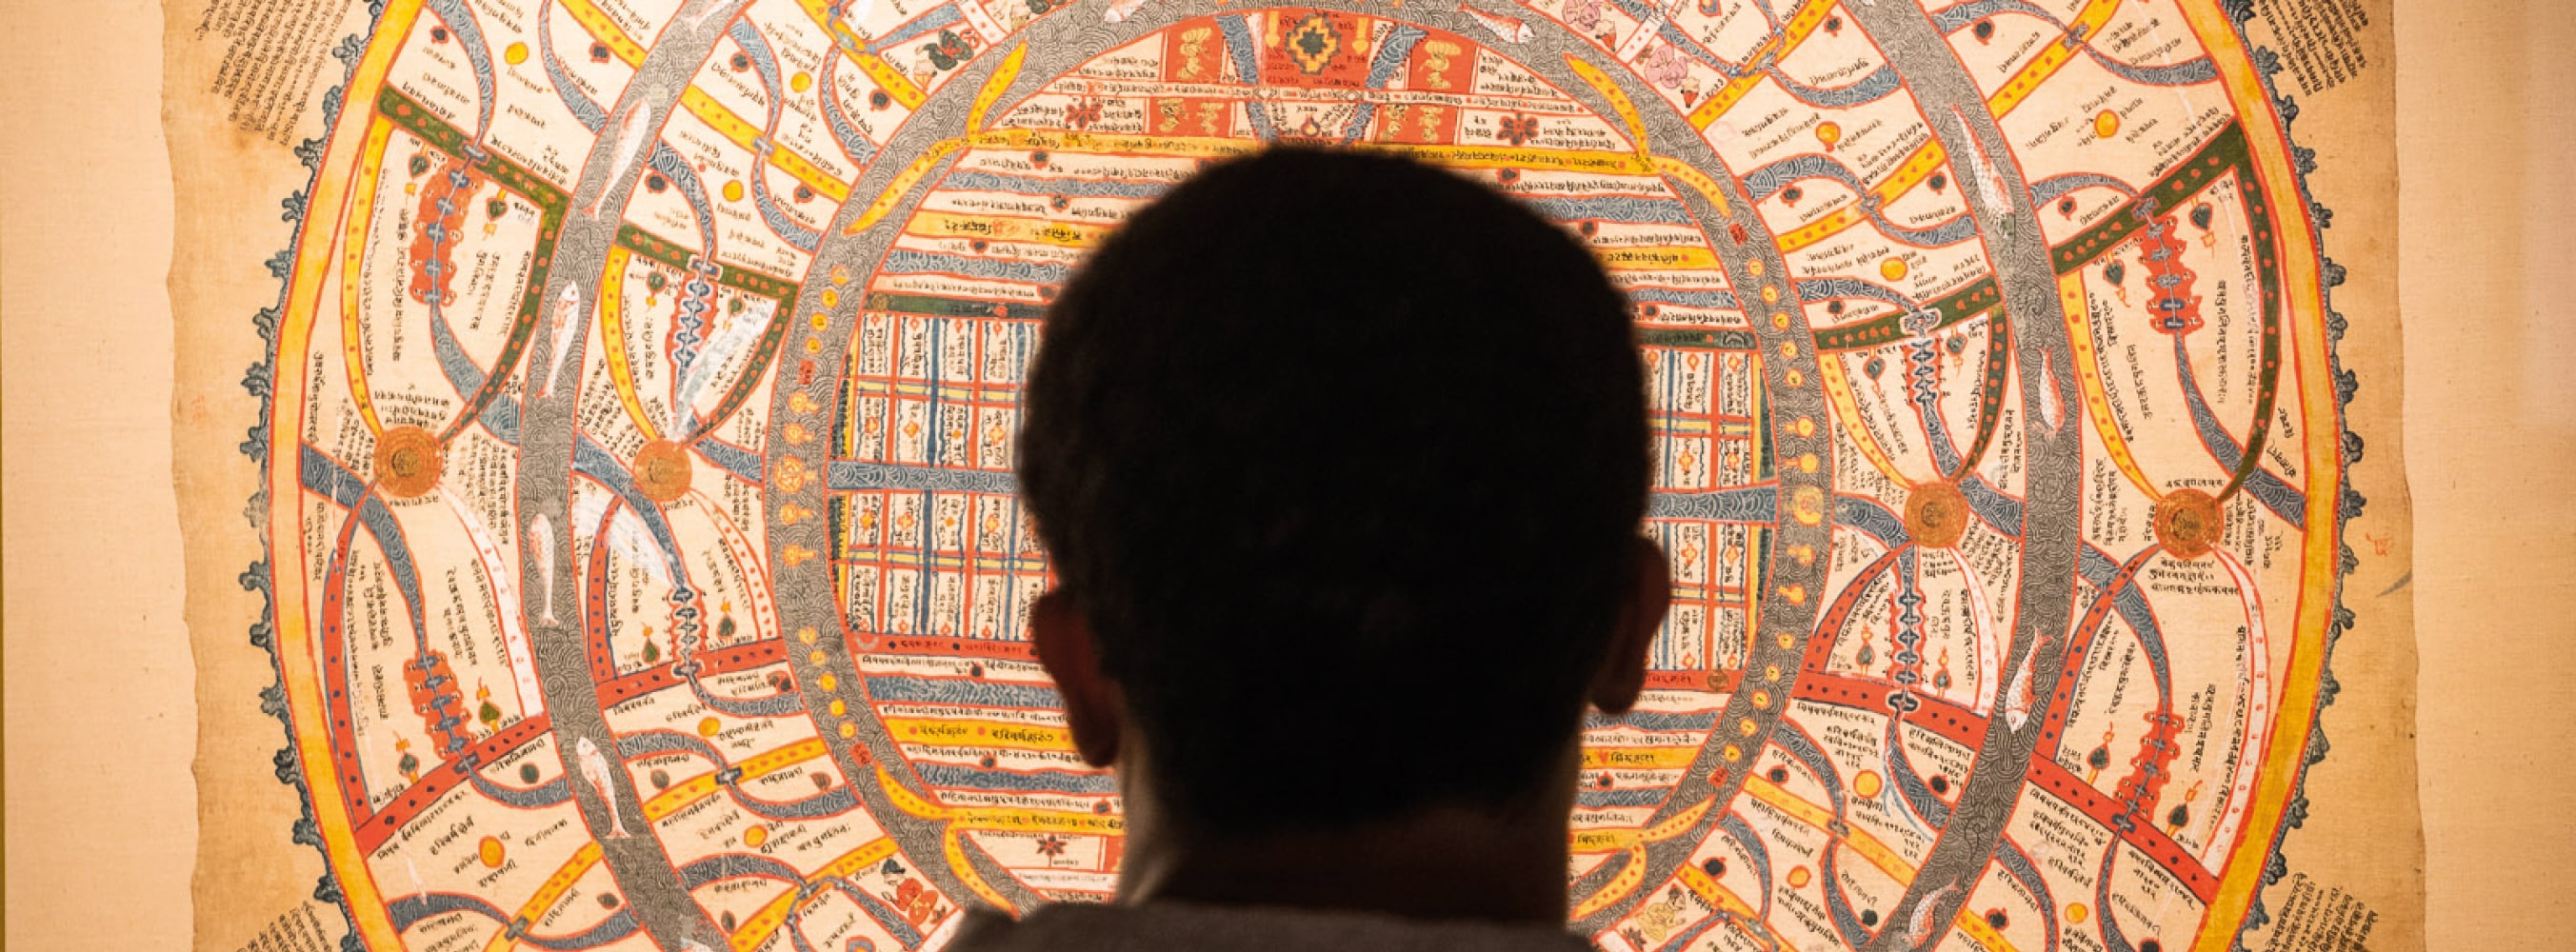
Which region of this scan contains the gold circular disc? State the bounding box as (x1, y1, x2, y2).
(1905, 481, 1970, 549)
(634, 439, 694, 504)
(2154, 488, 2227, 560)
(374, 426, 444, 498)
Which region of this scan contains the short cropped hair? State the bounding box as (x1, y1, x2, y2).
(1017, 149, 1649, 833)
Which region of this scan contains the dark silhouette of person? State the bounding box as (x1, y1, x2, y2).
(950, 148, 1669, 950)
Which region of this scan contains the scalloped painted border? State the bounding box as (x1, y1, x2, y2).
(232, 5, 391, 951)
(222, 4, 2379, 950)
(2210, 1, 2375, 950)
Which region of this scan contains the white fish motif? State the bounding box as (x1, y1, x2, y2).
(1465, 7, 1532, 43)
(588, 102, 654, 218)
(539, 283, 583, 393)
(1952, 107, 2011, 229)
(672, 300, 770, 439)
(1904, 882, 1962, 946)
(529, 513, 557, 624)
(575, 736, 632, 838)
(1104, 0, 1153, 23)
(686, 0, 740, 30)
(2002, 651, 2035, 731)
(2038, 350, 2067, 433)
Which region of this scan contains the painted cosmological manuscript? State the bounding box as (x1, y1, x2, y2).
(178, 0, 2414, 949)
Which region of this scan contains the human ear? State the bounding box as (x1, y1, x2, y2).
(1588, 535, 1671, 716)
(1030, 589, 1125, 768)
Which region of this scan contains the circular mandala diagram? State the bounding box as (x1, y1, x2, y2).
(250, 0, 2357, 949)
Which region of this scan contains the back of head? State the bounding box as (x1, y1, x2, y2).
(1018, 149, 1648, 834)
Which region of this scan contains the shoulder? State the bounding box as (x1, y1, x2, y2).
(941, 902, 1594, 952)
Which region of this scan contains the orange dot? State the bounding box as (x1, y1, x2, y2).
(2067, 902, 2090, 923)
(478, 836, 506, 868)
(1881, 257, 1910, 281)
(1792, 486, 1827, 526)
(697, 717, 722, 738)
(1787, 865, 1813, 888)
(1853, 770, 1884, 798)
(2095, 110, 2122, 138)
(745, 824, 769, 847)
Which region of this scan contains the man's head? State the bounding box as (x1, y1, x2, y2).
(1018, 149, 1667, 840)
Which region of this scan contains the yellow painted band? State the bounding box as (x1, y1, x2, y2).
(482, 843, 604, 952)
(268, 4, 429, 948)
(340, 117, 394, 438)
(967, 42, 1027, 131)
(1687, 0, 1839, 130)
(1987, 0, 2127, 120)
(1773, 140, 1947, 254)
(1817, 352, 1919, 487)
(844, 139, 968, 235)
(2058, 271, 2165, 499)
(2174, 2, 2345, 946)
(679, 87, 853, 203)
(1564, 53, 1650, 152)
(558, 0, 648, 65)
(1744, 775, 1916, 886)
(789, 0, 928, 109)
(884, 716, 1073, 751)
(598, 247, 665, 441)
(903, 210, 1106, 248)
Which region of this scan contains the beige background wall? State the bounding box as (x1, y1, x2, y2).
(2395, 0, 2576, 942)
(2, 1, 195, 948)
(1, 0, 2566, 947)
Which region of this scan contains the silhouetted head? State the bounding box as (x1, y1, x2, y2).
(1019, 148, 1665, 842)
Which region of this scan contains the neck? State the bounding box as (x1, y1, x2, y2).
(1112, 800, 1573, 925)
